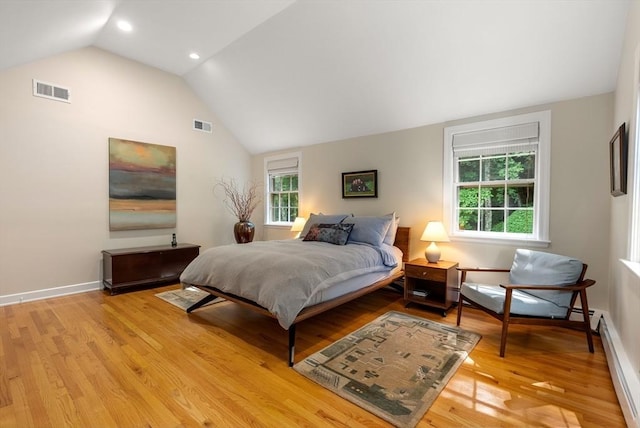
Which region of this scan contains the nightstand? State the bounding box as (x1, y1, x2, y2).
(403, 258, 459, 316)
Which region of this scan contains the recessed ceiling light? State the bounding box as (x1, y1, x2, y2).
(189, 52, 200, 60)
(117, 20, 133, 32)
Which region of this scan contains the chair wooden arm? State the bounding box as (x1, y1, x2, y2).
(500, 279, 596, 292)
(457, 267, 510, 273)
(457, 267, 510, 284)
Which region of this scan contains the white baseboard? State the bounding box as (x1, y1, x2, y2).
(568, 307, 602, 331)
(600, 311, 640, 428)
(590, 309, 604, 331)
(0, 281, 102, 307)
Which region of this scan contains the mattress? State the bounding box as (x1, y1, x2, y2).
(304, 248, 403, 306)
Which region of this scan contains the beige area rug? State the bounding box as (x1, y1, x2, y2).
(294, 311, 481, 428)
(155, 286, 224, 311)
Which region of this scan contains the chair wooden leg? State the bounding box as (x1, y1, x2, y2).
(580, 290, 595, 353)
(499, 319, 509, 357)
(500, 289, 514, 357)
(456, 272, 466, 326)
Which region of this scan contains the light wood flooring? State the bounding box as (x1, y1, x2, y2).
(0, 284, 625, 427)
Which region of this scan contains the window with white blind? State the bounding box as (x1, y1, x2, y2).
(443, 111, 551, 245)
(264, 152, 301, 225)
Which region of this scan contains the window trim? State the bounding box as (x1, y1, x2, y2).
(263, 151, 302, 226)
(443, 110, 551, 247)
(627, 45, 640, 263)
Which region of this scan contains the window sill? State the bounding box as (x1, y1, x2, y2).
(264, 223, 293, 229)
(620, 259, 640, 279)
(450, 235, 551, 248)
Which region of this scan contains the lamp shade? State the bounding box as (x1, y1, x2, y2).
(420, 221, 449, 263)
(420, 221, 450, 243)
(290, 217, 307, 232)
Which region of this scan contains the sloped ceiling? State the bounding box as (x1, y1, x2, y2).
(0, 0, 630, 154)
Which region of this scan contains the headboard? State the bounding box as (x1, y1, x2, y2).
(394, 226, 411, 262)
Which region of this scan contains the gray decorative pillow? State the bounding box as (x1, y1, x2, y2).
(303, 223, 354, 245)
(298, 213, 351, 238)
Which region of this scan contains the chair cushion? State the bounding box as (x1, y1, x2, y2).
(461, 282, 570, 318)
(509, 249, 583, 308)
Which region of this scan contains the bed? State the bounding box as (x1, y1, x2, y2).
(180, 213, 410, 366)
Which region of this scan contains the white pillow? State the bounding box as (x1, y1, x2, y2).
(383, 212, 400, 245)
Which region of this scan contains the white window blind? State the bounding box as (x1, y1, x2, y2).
(266, 157, 298, 174)
(452, 122, 539, 157)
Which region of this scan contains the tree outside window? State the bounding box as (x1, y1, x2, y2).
(457, 152, 535, 235)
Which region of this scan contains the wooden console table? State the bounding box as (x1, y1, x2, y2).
(102, 243, 200, 294)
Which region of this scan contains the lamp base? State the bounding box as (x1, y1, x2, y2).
(425, 241, 440, 263)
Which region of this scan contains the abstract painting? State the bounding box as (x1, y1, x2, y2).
(109, 138, 176, 230)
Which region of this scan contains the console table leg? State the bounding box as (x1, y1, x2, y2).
(186, 294, 218, 313)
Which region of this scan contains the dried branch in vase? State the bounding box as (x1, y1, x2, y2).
(215, 178, 262, 222)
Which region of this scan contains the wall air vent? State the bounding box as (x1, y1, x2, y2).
(193, 119, 212, 133)
(32, 79, 71, 103)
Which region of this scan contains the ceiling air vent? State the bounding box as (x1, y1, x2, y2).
(193, 119, 212, 133)
(32, 79, 70, 103)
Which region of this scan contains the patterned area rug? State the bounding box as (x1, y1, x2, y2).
(155, 286, 224, 311)
(294, 311, 481, 428)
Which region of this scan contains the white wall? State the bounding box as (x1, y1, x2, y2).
(252, 93, 614, 311)
(611, 0, 640, 417)
(0, 47, 250, 297)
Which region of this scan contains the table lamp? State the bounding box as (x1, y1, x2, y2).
(420, 221, 449, 263)
(290, 217, 307, 238)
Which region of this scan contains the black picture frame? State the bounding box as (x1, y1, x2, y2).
(342, 170, 378, 198)
(609, 123, 628, 197)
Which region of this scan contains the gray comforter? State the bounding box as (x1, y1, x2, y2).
(179, 239, 398, 329)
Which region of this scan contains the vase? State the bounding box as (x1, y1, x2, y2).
(234, 221, 255, 244)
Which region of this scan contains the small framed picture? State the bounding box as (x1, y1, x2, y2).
(609, 123, 628, 197)
(342, 170, 377, 198)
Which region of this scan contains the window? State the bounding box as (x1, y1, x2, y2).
(443, 111, 551, 246)
(264, 152, 301, 225)
(629, 50, 640, 263)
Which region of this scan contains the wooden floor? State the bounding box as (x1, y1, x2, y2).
(0, 284, 625, 427)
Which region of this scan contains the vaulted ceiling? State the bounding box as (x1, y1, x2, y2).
(0, 0, 630, 154)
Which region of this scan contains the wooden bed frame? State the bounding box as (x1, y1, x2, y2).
(185, 226, 411, 366)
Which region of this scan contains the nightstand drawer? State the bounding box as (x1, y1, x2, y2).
(405, 265, 446, 282)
